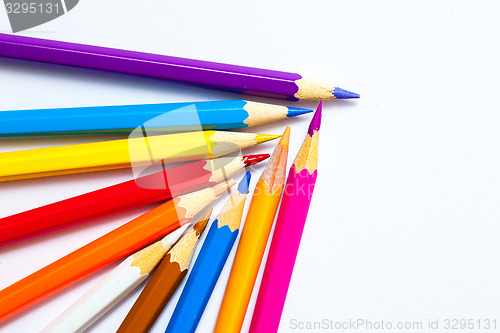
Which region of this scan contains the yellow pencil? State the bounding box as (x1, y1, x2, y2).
(0, 130, 279, 181)
(214, 126, 290, 333)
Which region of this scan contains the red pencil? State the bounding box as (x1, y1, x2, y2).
(0, 154, 268, 247)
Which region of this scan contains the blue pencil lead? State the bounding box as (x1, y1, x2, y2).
(332, 87, 360, 99)
(286, 107, 313, 117)
(237, 171, 252, 194)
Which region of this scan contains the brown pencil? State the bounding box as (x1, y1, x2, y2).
(117, 209, 212, 333)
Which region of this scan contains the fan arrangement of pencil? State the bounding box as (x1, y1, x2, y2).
(0, 32, 357, 332)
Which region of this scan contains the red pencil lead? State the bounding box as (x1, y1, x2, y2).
(243, 154, 270, 166)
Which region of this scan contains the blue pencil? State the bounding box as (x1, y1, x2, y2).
(0, 100, 311, 138)
(165, 171, 252, 333)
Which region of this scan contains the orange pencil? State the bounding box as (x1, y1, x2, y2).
(0, 181, 234, 323)
(215, 127, 290, 332)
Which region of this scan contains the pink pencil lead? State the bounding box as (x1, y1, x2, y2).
(307, 101, 323, 136)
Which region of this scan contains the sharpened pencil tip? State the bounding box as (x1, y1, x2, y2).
(193, 208, 212, 235)
(237, 171, 251, 194)
(286, 107, 313, 117)
(308, 102, 322, 136)
(198, 208, 213, 222)
(255, 134, 281, 144)
(213, 179, 236, 196)
(278, 126, 291, 147)
(333, 87, 359, 99)
(243, 154, 270, 166)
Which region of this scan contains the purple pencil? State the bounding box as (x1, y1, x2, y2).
(0, 33, 358, 101)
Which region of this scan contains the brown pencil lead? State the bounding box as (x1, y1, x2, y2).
(193, 208, 212, 236)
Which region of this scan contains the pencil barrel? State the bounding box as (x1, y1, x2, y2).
(0, 160, 213, 246)
(0, 100, 265, 138)
(165, 223, 238, 333)
(0, 131, 247, 181)
(117, 254, 188, 333)
(215, 180, 283, 333)
(249, 167, 317, 333)
(0, 34, 302, 100)
(0, 201, 186, 322)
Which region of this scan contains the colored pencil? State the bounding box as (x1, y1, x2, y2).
(0, 180, 235, 323)
(0, 130, 279, 182)
(165, 172, 252, 333)
(0, 154, 268, 247)
(0, 100, 311, 138)
(249, 103, 322, 333)
(0, 33, 359, 101)
(117, 209, 212, 333)
(41, 224, 189, 333)
(215, 127, 290, 333)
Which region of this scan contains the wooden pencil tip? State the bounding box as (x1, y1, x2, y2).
(193, 208, 212, 236)
(198, 207, 213, 221)
(213, 179, 236, 196)
(255, 134, 281, 144)
(278, 126, 291, 147)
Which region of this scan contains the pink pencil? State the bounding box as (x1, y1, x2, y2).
(249, 102, 322, 333)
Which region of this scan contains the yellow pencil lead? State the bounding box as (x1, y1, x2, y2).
(254, 134, 281, 144)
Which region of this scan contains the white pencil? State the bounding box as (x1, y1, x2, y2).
(41, 224, 189, 333)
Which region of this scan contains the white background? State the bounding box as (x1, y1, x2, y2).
(1, 1, 500, 332)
